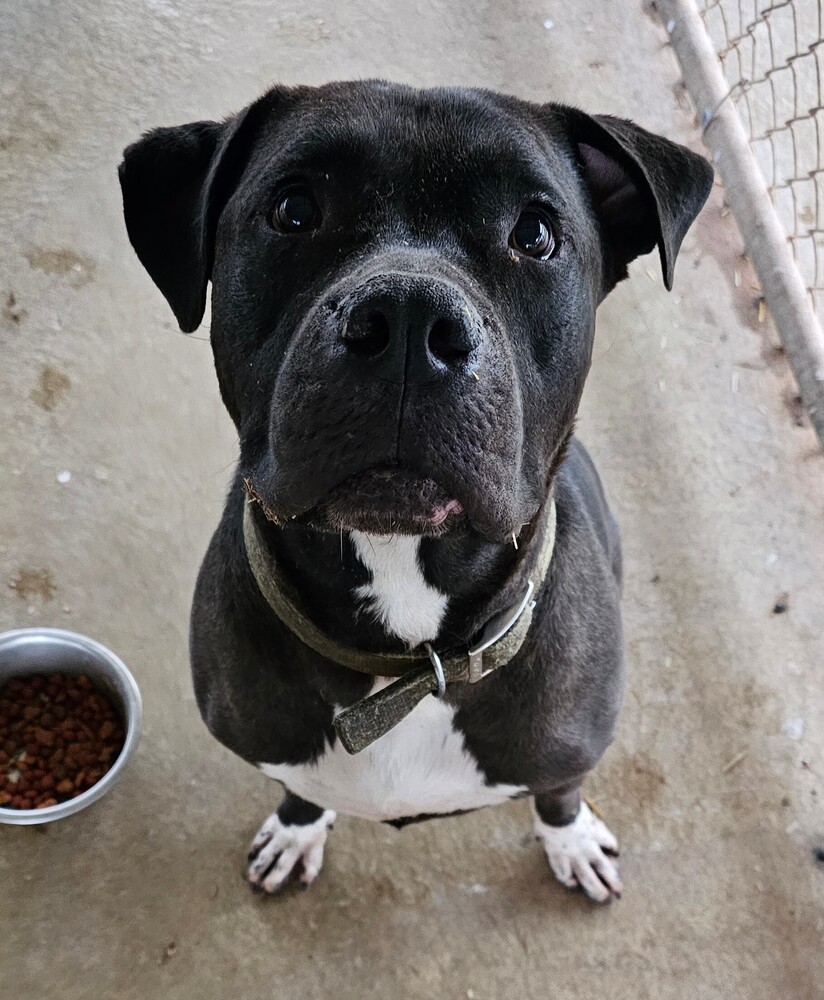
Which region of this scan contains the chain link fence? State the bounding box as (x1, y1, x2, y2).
(696, 0, 823, 333)
(661, 0, 824, 445)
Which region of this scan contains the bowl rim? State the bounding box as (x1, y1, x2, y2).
(0, 627, 143, 825)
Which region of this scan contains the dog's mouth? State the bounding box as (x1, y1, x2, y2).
(313, 466, 465, 536)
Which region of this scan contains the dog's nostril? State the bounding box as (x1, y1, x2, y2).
(428, 318, 471, 366)
(344, 310, 391, 358)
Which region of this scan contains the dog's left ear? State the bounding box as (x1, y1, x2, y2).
(557, 108, 714, 291)
(118, 93, 277, 332)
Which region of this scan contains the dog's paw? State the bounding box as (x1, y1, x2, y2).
(247, 807, 336, 893)
(533, 801, 622, 904)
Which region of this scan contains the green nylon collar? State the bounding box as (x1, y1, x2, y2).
(243, 499, 556, 753)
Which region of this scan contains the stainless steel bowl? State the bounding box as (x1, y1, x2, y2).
(0, 627, 142, 825)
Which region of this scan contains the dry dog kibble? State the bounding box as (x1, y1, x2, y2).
(0, 673, 124, 810)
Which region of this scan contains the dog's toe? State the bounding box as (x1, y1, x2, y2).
(533, 801, 622, 904)
(247, 808, 336, 894)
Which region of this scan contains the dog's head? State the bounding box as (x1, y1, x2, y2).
(120, 82, 712, 542)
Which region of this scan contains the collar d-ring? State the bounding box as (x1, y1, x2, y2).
(424, 642, 446, 698)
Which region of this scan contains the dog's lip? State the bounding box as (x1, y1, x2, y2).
(317, 466, 465, 532)
(426, 498, 464, 526)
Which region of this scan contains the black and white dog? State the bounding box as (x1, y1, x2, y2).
(119, 81, 712, 903)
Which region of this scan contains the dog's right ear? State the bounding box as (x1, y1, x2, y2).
(118, 97, 271, 332)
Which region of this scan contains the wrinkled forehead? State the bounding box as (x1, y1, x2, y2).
(250, 86, 576, 207)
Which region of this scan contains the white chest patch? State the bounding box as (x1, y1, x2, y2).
(349, 531, 447, 647)
(259, 680, 526, 822)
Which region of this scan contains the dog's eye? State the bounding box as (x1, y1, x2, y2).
(509, 210, 555, 259)
(272, 188, 320, 233)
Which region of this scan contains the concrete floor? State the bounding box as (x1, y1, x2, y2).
(1, 1, 823, 997)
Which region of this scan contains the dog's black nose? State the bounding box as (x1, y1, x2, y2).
(340, 277, 482, 381)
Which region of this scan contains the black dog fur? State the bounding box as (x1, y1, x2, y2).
(119, 81, 712, 899)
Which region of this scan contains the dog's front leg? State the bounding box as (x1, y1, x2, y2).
(247, 791, 336, 894)
(533, 784, 622, 903)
